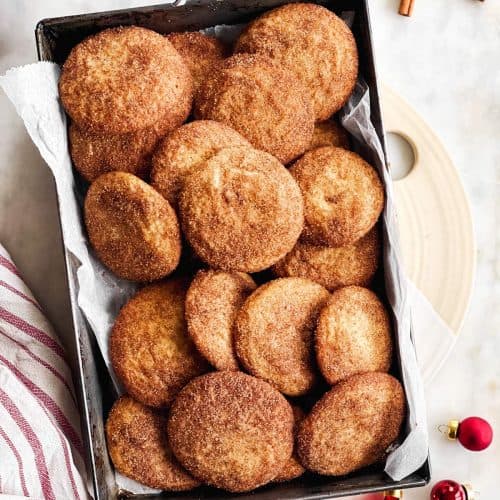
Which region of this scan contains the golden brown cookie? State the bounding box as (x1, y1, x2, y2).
(273, 405, 306, 482)
(105, 396, 199, 490)
(110, 280, 209, 408)
(84, 172, 181, 282)
(59, 26, 192, 134)
(290, 147, 384, 247)
(235, 3, 358, 120)
(194, 53, 314, 164)
(69, 117, 172, 182)
(272, 226, 380, 291)
(167, 371, 294, 492)
(235, 278, 329, 396)
(179, 147, 304, 272)
(316, 286, 393, 385)
(166, 32, 228, 93)
(308, 120, 350, 151)
(151, 120, 251, 205)
(297, 372, 405, 476)
(185, 270, 257, 371)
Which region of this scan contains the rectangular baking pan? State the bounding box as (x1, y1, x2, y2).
(35, 1, 431, 498)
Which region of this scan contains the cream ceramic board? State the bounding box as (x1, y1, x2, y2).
(380, 85, 475, 377)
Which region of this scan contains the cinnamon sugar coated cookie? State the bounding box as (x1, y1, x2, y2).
(315, 286, 392, 385)
(105, 396, 199, 490)
(290, 147, 384, 247)
(167, 371, 294, 492)
(166, 32, 228, 93)
(297, 372, 405, 476)
(59, 26, 192, 133)
(235, 278, 329, 396)
(194, 53, 314, 164)
(272, 226, 380, 291)
(179, 147, 304, 272)
(186, 270, 256, 370)
(69, 118, 172, 182)
(235, 3, 358, 120)
(273, 405, 306, 482)
(84, 172, 181, 281)
(308, 120, 350, 151)
(110, 280, 208, 408)
(151, 120, 251, 205)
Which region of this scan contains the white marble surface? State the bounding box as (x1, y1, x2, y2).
(0, 1, 498, 498)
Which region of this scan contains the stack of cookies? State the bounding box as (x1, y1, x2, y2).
(59, 3, 405, 493)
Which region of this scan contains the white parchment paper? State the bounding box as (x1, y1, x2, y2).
(340, 81, 429, 480)
(0, 19, 435, 494)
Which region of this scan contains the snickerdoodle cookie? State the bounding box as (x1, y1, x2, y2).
(105, 396, 199, 490)
(59, 26, 192, 134)
(235, 3, 358, 120)
(110, 279, 208, 408)
(166, 32, 228, 93)
(185, 269, 257, 371)
(235, 278, 329, 396)
(272, 226, 380, 291)
(290, 147, 384, 247)
(167, 371, 294, 492)
(315, 286, 392, 385)
(69, 118, 172, 182)
(84, 172, 181, 281)
(297, 372, 405, 476)
(179, 147, 304, 272)
(194, 53, 314, 164)
(151, 120, 251, 205)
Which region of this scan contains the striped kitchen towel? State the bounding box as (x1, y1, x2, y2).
(0, 243, 89, 499)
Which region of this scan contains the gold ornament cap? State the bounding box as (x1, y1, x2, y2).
(447, 419, 459, 440)
(463, 483, 479, 500)
(384, 490, 403, 499)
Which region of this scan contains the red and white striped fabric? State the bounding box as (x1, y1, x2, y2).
(0, 244, 89, 499)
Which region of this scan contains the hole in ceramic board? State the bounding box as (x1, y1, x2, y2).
(386, 132, 415, 180)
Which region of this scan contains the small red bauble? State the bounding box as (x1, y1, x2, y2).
(458, 416, 493, 451)
(439, 416, 493, 451)
(430, 480, 466, 500)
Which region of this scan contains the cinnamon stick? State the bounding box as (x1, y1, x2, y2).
(399, 0, 415, 16)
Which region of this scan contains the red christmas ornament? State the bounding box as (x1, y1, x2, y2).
(458, 416, 493, 451)
(439, 416, 493, 451)
(430, 480, 477, 500)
